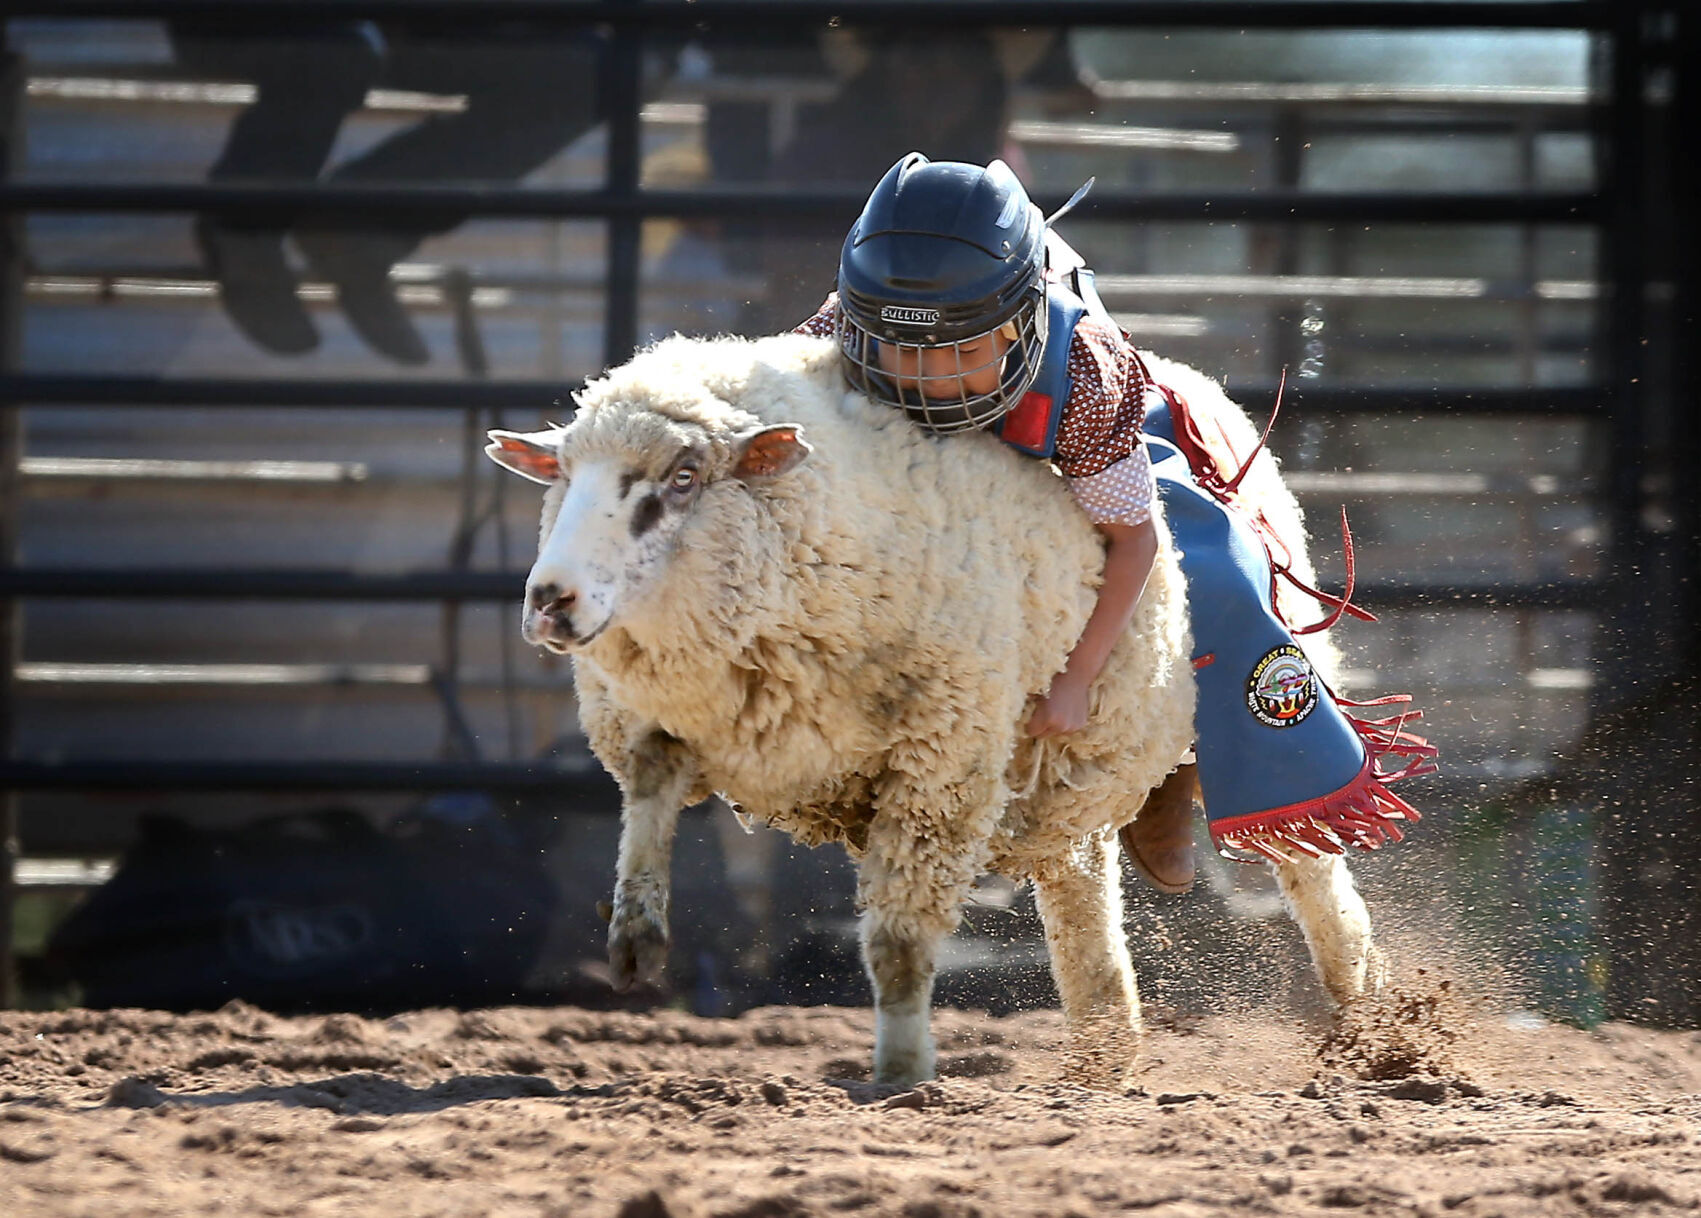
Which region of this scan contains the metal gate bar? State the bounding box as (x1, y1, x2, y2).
(5, 2, 1620, 32)
(0, 0, 1661, 1006)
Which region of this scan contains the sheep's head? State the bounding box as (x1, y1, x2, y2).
(485, 414, 811, 653)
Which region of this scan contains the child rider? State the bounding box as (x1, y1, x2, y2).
(795, 153, 1198, 894)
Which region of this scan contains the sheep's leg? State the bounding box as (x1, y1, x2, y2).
(608, 729, 699, 991)
(1271, 852, 1384, 1005)
(860, 909, 944, 1088)
(857, 790, 993, 1087)
(1033, 828, 1141, 1087)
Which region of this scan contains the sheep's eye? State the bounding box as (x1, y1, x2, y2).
(669, 466, 698, 491)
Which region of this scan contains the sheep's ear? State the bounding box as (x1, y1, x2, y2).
(485, 428, 564, 484)
(732, 425, 811, 482)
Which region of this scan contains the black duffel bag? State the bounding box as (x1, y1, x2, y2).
(46, 803, 558, 1013)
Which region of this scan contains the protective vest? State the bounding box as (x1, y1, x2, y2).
(993, 277, 1089, 457)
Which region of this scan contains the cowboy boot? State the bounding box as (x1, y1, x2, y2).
(295, 228, 431, 366)
(194, 218, 319, 356)
(1119, 762, 1199, 894)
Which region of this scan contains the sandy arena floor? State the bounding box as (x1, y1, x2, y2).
(2, 979, 1698, 1218)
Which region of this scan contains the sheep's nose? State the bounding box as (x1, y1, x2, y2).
(528, 582, 577, 615)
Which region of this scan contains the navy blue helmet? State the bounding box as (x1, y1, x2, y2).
(835, 154, 1049, 434)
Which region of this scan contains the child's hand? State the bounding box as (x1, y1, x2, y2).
(1026, 674, 1092, 737)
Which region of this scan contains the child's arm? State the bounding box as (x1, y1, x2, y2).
(1026, 517, 1159, 738)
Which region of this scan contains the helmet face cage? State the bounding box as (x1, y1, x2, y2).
(835, 285, 1048, 434)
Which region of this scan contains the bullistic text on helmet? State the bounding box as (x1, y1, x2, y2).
(880, 305, 942, 326)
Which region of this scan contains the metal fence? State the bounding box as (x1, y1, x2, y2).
(0, 0, 1694, 1010)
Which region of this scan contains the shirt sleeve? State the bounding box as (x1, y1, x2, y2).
(794, 293, 839, 337)
(1066, 445, 1156, 527)
(1050, 316, 1151, 479)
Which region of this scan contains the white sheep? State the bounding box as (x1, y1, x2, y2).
(487, 333, 1382, 1087)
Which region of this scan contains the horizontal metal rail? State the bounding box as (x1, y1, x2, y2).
(1096, 272, 1597, 302)
(10, 2, 1618, 32)
(16, 267, 1603, 336)
(15, 662, 1601, 697)
(0, 759, 619, 795)
(16, 461, 1600, 501)
(14, 661, 565, 694)
(0, 183, 1606, 225)
(26, 70, 1603, 142)
(19, 456, 371, 484)
(18, 661, 438, 687)
(24, 66, 1603, 115)
(25, 263, 764, 304)
(1282, 470, 1593, 497)
(15, 859, 116, 890)
(0, 376, 1610, 415)
(1092, 80, 1598, 107)
(0, 568, 523, 601)
(0, 375, 575, 410)
(46, 263, 1597, 306)
(0, 568, 1608, 609)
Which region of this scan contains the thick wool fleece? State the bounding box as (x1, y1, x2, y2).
(560, 333, 1196, 899)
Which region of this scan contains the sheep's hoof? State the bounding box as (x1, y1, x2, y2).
(608, 913, 669, 991)
(872, 1059, 933, 1089)
(1364, 945, 1390, 996)
(872, 1034, 935, 1087)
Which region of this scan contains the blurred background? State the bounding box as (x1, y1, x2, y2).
(0, 1, 1694, 1030)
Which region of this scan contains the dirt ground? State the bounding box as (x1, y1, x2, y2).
(2, 977, 1698, 1218)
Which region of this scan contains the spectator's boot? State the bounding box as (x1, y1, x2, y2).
(1119, 762, 1199, 894)
(295, 229, 430, 365)
(194, 218, 319, 355)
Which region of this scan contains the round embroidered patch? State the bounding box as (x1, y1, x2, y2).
(1246, 645, 1319, 728)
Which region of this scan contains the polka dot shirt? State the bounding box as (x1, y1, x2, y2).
(796, 295, 1158, 528)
